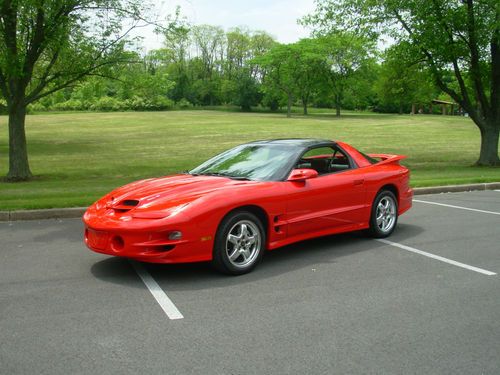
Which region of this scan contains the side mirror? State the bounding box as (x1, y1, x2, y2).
(287, 168, 318, 182)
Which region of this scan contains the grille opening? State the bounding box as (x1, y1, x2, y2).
(111, 235, 125, 251)
(148, 245, 175, 252)
(122, 199, 139, 207)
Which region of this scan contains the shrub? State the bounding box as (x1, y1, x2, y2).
(51, 99, 84, 111)
(90, 96, 126, 111)
(151, 96, 174, 111)
(177, 98, 192, 109)
(27, 102, 47, 113)
(127, 96, 173, 111)
(127, 96, 146, 111)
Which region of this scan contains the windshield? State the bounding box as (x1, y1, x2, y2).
(189, 144, 301, 181)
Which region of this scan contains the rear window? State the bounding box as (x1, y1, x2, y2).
(359, 151, 379, 165)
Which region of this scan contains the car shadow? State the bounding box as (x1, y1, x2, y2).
(90, 257, 139, 285)
(90, 223, 424, 291)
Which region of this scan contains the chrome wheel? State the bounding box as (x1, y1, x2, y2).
(375, 196, 397, 233)
(226, 220, 261, 268)
(368, 190, 398, 238)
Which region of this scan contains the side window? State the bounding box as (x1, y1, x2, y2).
(330, 149, 351, 172)
(298, 147, 334, 175)
(297, 146, 352, 175)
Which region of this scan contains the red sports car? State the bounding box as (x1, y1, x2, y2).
(84, 139, 412, 274)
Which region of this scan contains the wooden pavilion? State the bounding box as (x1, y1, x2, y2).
(411, 99, 462, 115)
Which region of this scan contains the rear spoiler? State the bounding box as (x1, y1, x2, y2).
(367, 154, 407, 166)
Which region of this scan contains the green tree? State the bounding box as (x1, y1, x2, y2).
(303, 0, 500, 165)
(247, 31, 276, 79)
(254, 43, 299, 117)
(115, 52, 174, 107)
(159, 21, 191, 103)
(255, 40, 325, 117)
(191, 25, 225, 105)
(375, 44, 437, 114)
(157, 24, 275, 108)
(224, 27, 251, 79)
(236, 30, 275, 110)
(233, 69, 261, 111)
(293, 39, 325, 115)
(0, 0, 151, 181)
(342, 59, 378, 111)
(316, 32, 375, 117)
(219, 28, 251, 105)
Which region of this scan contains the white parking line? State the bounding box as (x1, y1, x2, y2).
(413, 199, 500, 215)
(130, 260, 184, 320)
(377, 239, 497, 276)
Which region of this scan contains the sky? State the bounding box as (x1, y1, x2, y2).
(137, 0, 317, 50)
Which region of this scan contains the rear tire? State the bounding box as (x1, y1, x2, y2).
(368, 190, 398, 238)
(212, 211, 266, 275)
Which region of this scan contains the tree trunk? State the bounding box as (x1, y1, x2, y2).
(476, 123, 500, 166)
(399, 102, 403, 115)
(6, 103, 32, 181)
(241, 103, 251, 112)
(303, 99, 308, 115)
(287, 94, 292, 118)
(335, 95, 341, 117)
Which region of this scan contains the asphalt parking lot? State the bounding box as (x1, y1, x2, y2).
(1, 190, 499, 374)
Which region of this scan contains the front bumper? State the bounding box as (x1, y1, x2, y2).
(83, 207, 214, 263)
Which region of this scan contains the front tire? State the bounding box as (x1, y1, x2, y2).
(368, 190, 398, 238)
(212, 211, 266, 275)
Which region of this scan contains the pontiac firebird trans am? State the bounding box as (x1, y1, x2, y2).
(83, 139, 413, 275)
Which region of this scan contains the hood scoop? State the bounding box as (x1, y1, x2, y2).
(122, 199, 139, 206)
(108, 199, 140, 213)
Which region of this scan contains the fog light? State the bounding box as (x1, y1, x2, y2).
(168, 231, 182, 240)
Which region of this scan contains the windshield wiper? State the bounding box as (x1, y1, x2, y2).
(200, 172, 230, 177)
(192, 172, 251, 180)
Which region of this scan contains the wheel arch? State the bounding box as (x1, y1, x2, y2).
(211, 205, 269, 274)
(216, 205, 269, 241)
(377, 183, 399, 204)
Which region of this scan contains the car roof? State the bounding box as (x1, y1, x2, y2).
(245, 138, 335, 148)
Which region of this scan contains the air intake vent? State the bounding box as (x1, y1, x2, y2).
(110, 199, 140, 214)
(122, 200, 139, 207)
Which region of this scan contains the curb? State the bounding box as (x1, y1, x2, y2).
(2, 207, 87, 222)
(413, 182, 500, 195)
(1, 182, 499, 222)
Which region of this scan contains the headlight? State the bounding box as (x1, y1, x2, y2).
(131, 211, 170, 219)
(131, 203, 189, 219)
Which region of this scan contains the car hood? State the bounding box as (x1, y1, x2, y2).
(99, 174, 260, 217)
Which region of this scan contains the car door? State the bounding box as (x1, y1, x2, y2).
(284, 146, 367, 238)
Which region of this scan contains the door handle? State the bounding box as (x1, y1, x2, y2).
(353, 179, 364, 186)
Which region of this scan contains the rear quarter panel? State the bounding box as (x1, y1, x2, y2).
(362, 163, 412, 215)
(337, 141, 412, 215)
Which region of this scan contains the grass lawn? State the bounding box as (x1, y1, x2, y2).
(1, 109, 499, 210)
